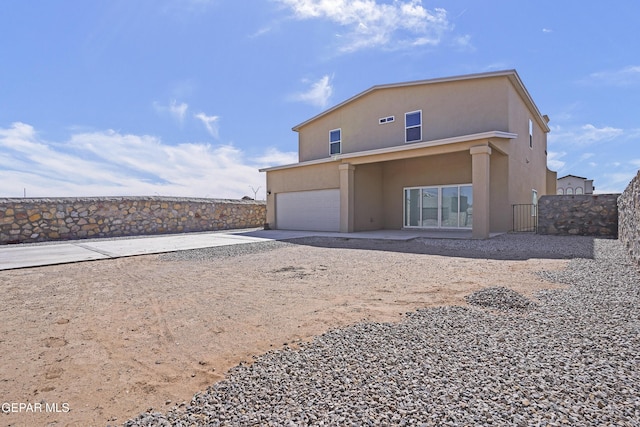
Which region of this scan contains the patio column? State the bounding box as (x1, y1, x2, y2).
(470, 145, 492, 239)
(339, 163, 355, 232)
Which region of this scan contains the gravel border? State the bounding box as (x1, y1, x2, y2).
(124, 236, 640, 426)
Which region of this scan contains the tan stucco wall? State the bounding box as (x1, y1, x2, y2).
(266, 143, 522, 233)
(546, 169, 558, 195)
(379, 151, 473, 230)
(489, 152, 510, 232)
(298, 77, 511, 162)
(265, 161, 340, 227)
(505, 84, 550, 204)
(353, 163, 383, 231)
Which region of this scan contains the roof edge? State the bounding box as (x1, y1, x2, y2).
(292, 70, 549, 132)
(557, 174, 588, 180)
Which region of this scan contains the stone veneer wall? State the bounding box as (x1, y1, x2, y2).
(0, 197, 266, 244)
(618, 170, 640, 266)
(537, 194, 619, 238)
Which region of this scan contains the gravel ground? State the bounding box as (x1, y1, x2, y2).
(159, 240, 295, 261)
(125, 236, 640, 426)
(159, 233, 596, 262)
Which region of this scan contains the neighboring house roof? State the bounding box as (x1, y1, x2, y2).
(557, 174, 588, 180)
(292, 69, 550, 133)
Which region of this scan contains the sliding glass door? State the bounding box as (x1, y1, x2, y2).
(404, 185, 473, 229)
(421, 187, 439, 227)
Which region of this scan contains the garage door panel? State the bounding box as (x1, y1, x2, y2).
(276, 189, 340, 232)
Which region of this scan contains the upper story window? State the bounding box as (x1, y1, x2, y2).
(405, 110, 422, 143)
(529, 119, 533, 149)
(330, 128, 341, 155)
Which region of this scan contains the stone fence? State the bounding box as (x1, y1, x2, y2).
(537, 194, 619, 238)
(0, 196, 266, 244)
(618, 170, 640, 266)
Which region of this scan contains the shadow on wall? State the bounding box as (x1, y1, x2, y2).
(274, 234, 597, 262)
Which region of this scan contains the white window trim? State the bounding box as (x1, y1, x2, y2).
(405, 110, 422, 143)
(528, 119, 533, 149)
(379, 115, 395, 125)
(329, 128, 341, 155)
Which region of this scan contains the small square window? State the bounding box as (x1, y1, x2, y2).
(330, 128, 341, 155)
(405, 111, 422, 143)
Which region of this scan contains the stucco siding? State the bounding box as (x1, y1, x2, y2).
(265, 162, 340, 227)
(353, 163, 384, 231)
(298, 77, 511, 163)
(506, 83, 550, 204)
(380, 152, 473, 229)
(489, 153, 510, 232)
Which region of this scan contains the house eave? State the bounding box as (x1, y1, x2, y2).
(292, 70, 550, 133)
(259, 131, 517, 172)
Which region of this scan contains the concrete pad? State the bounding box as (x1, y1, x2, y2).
(0, 228, 488, 271)
(0, 231, 276, 271)
(235, 229, 476, 241)
(82, 232, 274, 257)
(0, 244, 110, 270)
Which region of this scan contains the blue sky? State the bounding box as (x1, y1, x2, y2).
(1, 0, 638, 199)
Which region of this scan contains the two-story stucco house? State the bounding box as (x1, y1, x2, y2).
(260, 70, 557, 239)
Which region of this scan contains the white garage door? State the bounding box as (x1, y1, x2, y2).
(276, 189, 340, 232)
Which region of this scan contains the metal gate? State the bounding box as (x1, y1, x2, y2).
(512, 204, 538, 232)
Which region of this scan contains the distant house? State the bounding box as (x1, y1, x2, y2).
(556, 175, 594, 195)
(260, 70, 557, 239)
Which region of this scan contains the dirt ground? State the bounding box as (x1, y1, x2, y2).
(0, 237, 569, 427)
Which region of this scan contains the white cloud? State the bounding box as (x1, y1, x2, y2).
(549, 124, 624, 146)
(481, 62, 511, 72)
(249, 26, 273, 38)
(277, 0, 452, 52)
(602, 172, 637, 188)
(577, 124, 624, 144)
(547, 151, 566, 171)
(169, 100, 188, 123)
(195, 112, 221, 139)
(290, 75, 333, 108)
(542, 28, 553, 33)
(153, 99, 189, 124)
(0, 122, 292, 199)
(583, 65, 640, 86)
(452, 34, 473, 50)
(253, 147, 298, 167)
